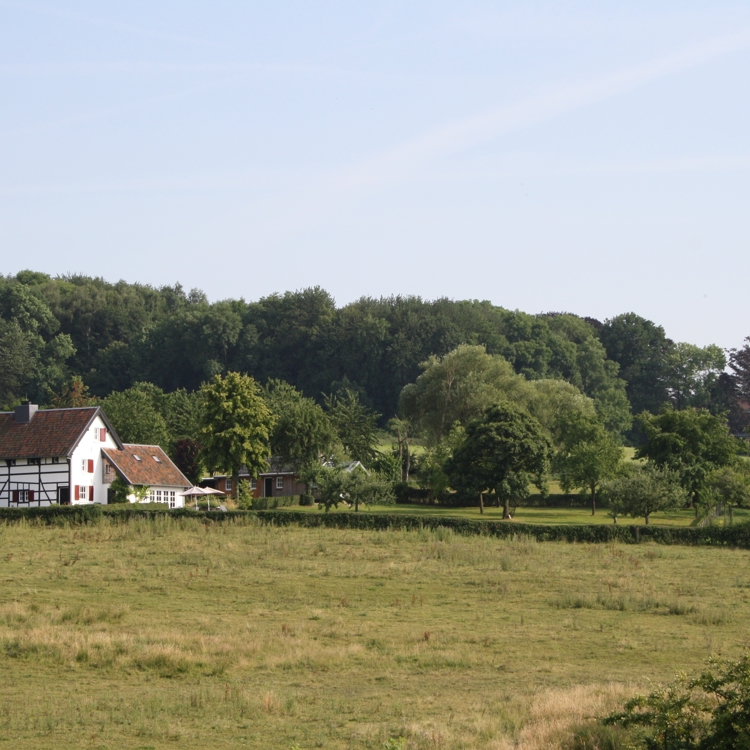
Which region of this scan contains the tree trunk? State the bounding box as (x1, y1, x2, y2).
(232, 471, 239, 501)
(404, 441, 411, 483)
(503, 498, 511, 519)
(479, 492, 484, 514)
(590, 484, 596, 516)
(645, 513, 650, 525)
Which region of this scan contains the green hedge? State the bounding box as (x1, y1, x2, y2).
(252, 511, 750, 547)
(1, 505, 750, 548)
(251, 495, 299, 510)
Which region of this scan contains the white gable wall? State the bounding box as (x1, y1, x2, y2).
(68, 414, 118, 505)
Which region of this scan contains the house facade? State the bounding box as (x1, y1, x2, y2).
(102, 445, 190, 508)
(204, 459, 368, 498)
(0, 403, 120, 506)
(0, 403, 190, 508)
(204, 458, 307, 498)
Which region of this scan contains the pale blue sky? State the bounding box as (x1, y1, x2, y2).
(2, 2, 749, 349)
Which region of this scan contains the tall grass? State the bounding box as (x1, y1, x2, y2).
(0, 515, 748, 748)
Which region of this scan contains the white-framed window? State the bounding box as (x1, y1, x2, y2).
(250, 479, 257, 490)
(167, 491, 176, 509)
(225, 478, 233, 491)
(28, 457, 40, 465)
(276, 476, 284, 490)
(155, 490, 163, 503)
(78, 485, 88, 501)
(51, 456, 60, 464)
(17, 489, 31, 503)
(81, 459, 86, 472)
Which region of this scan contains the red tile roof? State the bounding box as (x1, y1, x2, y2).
(103, 445, 190, 488)
(0, 407, 102, 459)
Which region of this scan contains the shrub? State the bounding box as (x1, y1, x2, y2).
(604, 655, 750, 749)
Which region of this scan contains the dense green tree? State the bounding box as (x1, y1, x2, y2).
(310, 464, 394, 512)
(172, 438, 203, 485)
(554, 413, 624, 515)
(446, 403, 550, 518)
(399, 345, 531, 445)
(636, 408, 739, 507)
(324, 389, 380, 466)
(198, 372, 275, 497)
(729, 337, 750, 398)
(598, 313, 673, 416)
(264, 380, 337, 466)
(602, 464, 685, 524)
(49, 376, 96, 408)
(666, 342, 726, 411)
(525, 378, 598, 445)
(704, 463, 750, 524)
(102, 383, 171, 447)
(418, 424, 466, 500)
(162, 389, 204, 448)
(0, 320, 35, 408)
(388, 416, 413, 482)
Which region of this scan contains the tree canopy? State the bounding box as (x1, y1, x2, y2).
(198, 372, 275, 494)
(636, 408, 740, 506)
(446, 403, 551, 518)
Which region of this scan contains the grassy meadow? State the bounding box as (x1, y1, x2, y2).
(1, 515, 749, 749)
(291, 503, 744, 527)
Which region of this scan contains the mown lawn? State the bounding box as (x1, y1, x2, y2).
(293, 502, 750, 527)
(1, 515, 748, 749)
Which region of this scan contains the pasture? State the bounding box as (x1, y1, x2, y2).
(1, 515, 748, 749)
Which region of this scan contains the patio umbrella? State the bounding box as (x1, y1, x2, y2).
(180, 486, 208, 510)
(201, 487, 225, 510)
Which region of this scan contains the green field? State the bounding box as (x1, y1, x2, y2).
(293, 502, 749, 527)
(1, 515, 748, 749)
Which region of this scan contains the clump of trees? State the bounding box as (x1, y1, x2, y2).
(3, 270, 748, 518)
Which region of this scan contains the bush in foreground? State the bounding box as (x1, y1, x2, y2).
(604, 655, 750, 749)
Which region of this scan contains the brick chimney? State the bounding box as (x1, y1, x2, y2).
(14, 402, 38, 424)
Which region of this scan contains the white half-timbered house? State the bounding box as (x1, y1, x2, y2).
(0, 402, 120, 506)
(0, 403, 190, 508)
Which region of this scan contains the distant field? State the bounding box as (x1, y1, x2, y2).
(293, 502, 745, 527)
(1, 515, 748, 749)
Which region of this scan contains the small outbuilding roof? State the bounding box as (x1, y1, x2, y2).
(103, 445, 190, 488)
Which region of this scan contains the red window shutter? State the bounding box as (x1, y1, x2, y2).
(88, 459, 94, 473)
(12, 490, 18, 504)
(74, 485, 80, 501)
(100, 428, 107, 442)
(90, 486, 94, 503)
(29, 490, 35, 502)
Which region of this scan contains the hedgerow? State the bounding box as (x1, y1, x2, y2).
(1, 505, 750, 548)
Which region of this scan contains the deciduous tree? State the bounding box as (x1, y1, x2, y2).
(636, 408, 739, 508)
(198, 372, 274, 497)
(554, 413, 623, 515)
(446, 403, 550, 518)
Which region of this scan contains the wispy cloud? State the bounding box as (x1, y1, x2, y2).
(335, 27, 750, 191)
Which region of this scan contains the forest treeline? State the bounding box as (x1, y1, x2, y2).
(1, 270, 749, 441)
